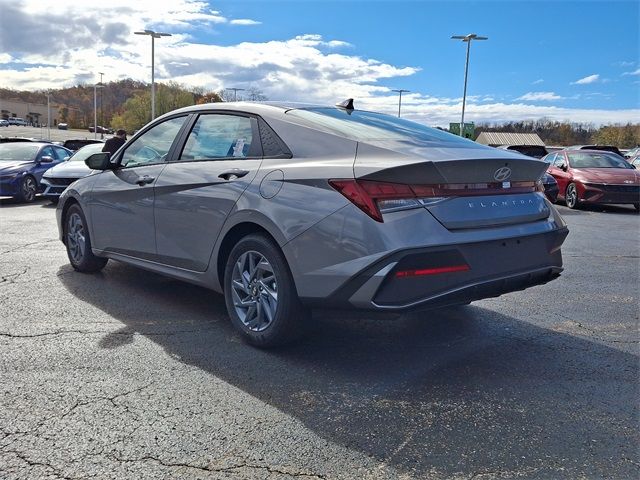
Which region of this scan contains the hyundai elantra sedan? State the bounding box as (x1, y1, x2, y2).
(56, 101, 568, 347)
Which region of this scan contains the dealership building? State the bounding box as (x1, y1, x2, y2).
(0, 98, 62, 127)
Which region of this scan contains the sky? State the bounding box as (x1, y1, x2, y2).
(0, 0, 638, 127)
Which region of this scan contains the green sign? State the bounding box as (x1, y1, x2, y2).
(449, 122, 475, 139)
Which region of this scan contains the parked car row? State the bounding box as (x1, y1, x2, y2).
(88, 125, 114, 134)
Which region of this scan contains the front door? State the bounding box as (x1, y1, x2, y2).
(88, 115, 188, 261)
(154, 113, 263, 271)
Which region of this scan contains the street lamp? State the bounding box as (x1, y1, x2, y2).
(46, 91, 51, 141)
(99, 72, 104, 134)
(227, 87, 245, 102)
(391, 89, 410, 118)
(93, 83, 104, 140)
(135, 29, 172, 120)
(451, 33, 488, 137)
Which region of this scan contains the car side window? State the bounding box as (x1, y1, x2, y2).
(553, 154, 566, 168)
(52, 147, 69, 160)
(180, 114, 254, 161)
(39, 146, 54, 160)
(545, 153, 556, 164)
(120, 116, 187, 168)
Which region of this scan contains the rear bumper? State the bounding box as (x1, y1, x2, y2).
(311, 227, 568, 311)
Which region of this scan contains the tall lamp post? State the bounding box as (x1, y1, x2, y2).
(99, 72, 104, 135)
(391, 89, 410, 118)
(451, 33, 488, 137)
(46, 91, 51, 141)
(93, 83, 104, 140)
(134, 29, 172, 120)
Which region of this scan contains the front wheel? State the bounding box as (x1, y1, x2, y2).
(65, 204, 108, 272)
(565, 183, 580, 209)
(223, 234, 308, 347)
(17, 175, 37, 203)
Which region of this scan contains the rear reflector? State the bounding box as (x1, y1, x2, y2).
(329, 179, 538, 222)
(395, 264, 470, 278)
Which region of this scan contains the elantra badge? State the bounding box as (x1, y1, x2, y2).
(494, 166, 512, 181)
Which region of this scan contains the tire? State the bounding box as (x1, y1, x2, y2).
(223, 234, 308, 347)
(16, 175, 37, 203)
(565, 183, 580, 209)
(64, 204, 108, 273)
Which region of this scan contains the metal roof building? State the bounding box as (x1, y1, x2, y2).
(476, 132, 545, 147)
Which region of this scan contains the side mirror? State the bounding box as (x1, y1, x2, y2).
(85, 152, 113, 170)
(559, 163, 567, 171)
(39, 155, 54, 163)
(63, 156, 70, 162)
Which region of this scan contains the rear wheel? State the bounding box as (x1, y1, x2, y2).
(565, 183, 580, 209)
(65, 204, 108, 272)
(224, 234, 308, 347)
(17, 175, 37, 203)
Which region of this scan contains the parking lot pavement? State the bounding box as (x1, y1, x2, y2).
(0, 125, 112, 143)
(0, 199, 638, 480)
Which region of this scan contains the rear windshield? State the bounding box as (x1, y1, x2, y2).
(567, 152, 632, 169)
(286, 108, 474, 146)
(508, 145, 548, 159)
(583, 145, 622, 155)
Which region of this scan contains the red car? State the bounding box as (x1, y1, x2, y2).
(544, 149, 639, 211)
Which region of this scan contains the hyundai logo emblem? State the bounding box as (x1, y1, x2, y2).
(494, 166, 512, 181)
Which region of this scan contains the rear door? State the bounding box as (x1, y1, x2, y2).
(88, 115, 188, 261)
(153, 112, 263, 271)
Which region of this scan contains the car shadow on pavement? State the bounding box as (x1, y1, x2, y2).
(0, 197, 49, 208)
(58, 262, 639, 479)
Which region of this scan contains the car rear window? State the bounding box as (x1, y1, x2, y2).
(286, 108, 475, 146)
(508, 145, 548, 159)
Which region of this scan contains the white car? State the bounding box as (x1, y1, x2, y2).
(40, 143, 102, 202)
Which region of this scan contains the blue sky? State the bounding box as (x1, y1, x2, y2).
(1, 0, 638, 125)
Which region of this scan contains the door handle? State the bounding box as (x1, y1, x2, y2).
(135, 175, 155, 186)
(218, 169, 250, 181)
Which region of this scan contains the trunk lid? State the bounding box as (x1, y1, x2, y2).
(355, 141, 551, 229)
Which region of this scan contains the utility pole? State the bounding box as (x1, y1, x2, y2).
(391, 89, 410, 117)
(227, 87, 245, 102)
(135, 30, 172, 120)
(451, 33, 488, 137)
(46, 91, 51, 141)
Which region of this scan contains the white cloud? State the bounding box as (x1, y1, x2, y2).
(622, 68, 640, 76)
(532, 79, 544, 85)
(517, 91, 564, 101)
(571, 74, 600, 85)
(230, 19, 262, 26)
(0, 2, 636, 128)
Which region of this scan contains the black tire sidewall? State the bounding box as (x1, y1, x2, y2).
(223, 234, 304, 347)
(18, 175, 37, 203)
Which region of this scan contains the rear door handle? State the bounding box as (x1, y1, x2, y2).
(218, 169, 250, 181)
(135, 175, 155, 186)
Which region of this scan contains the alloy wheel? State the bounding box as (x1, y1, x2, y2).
(67, 212, 86, 263)
(231, 250, 278, 332)
(22, 177, 36, 202)
(566, 184, 578, 208)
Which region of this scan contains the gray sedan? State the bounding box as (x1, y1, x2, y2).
(56, 101, 568, 347)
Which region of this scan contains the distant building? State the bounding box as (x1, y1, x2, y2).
(0, 98, 62, 127)
(476, 132, 545, 147)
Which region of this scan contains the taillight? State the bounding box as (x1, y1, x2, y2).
(329, 179, 538, 222)
(395, 264, 470, 278)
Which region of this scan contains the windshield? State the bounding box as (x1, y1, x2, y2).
(69, 143, 104, 162)
(567, 151, 633, 169)
(287, 108, 475, 146)
(0, 143, 39, 161)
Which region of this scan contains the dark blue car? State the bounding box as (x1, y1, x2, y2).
(0, 142, 72, 202)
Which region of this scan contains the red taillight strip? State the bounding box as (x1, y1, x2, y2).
(395, 264, 470, 278)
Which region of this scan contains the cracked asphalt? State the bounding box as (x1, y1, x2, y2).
(0, 197, 638, 480)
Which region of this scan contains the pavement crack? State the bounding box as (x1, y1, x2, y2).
(0, 267, 29, 285)
(0, 239, 58, 255)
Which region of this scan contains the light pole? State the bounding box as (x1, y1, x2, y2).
(227, 87, 245, 102)
(46, 91, 51, 140)
(99, 72, 104, 135)
(451, 33, 488, 137)
(135, 29, 172, 120)
(391, 89, 410, 118)
(93, 83, 104, 140)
